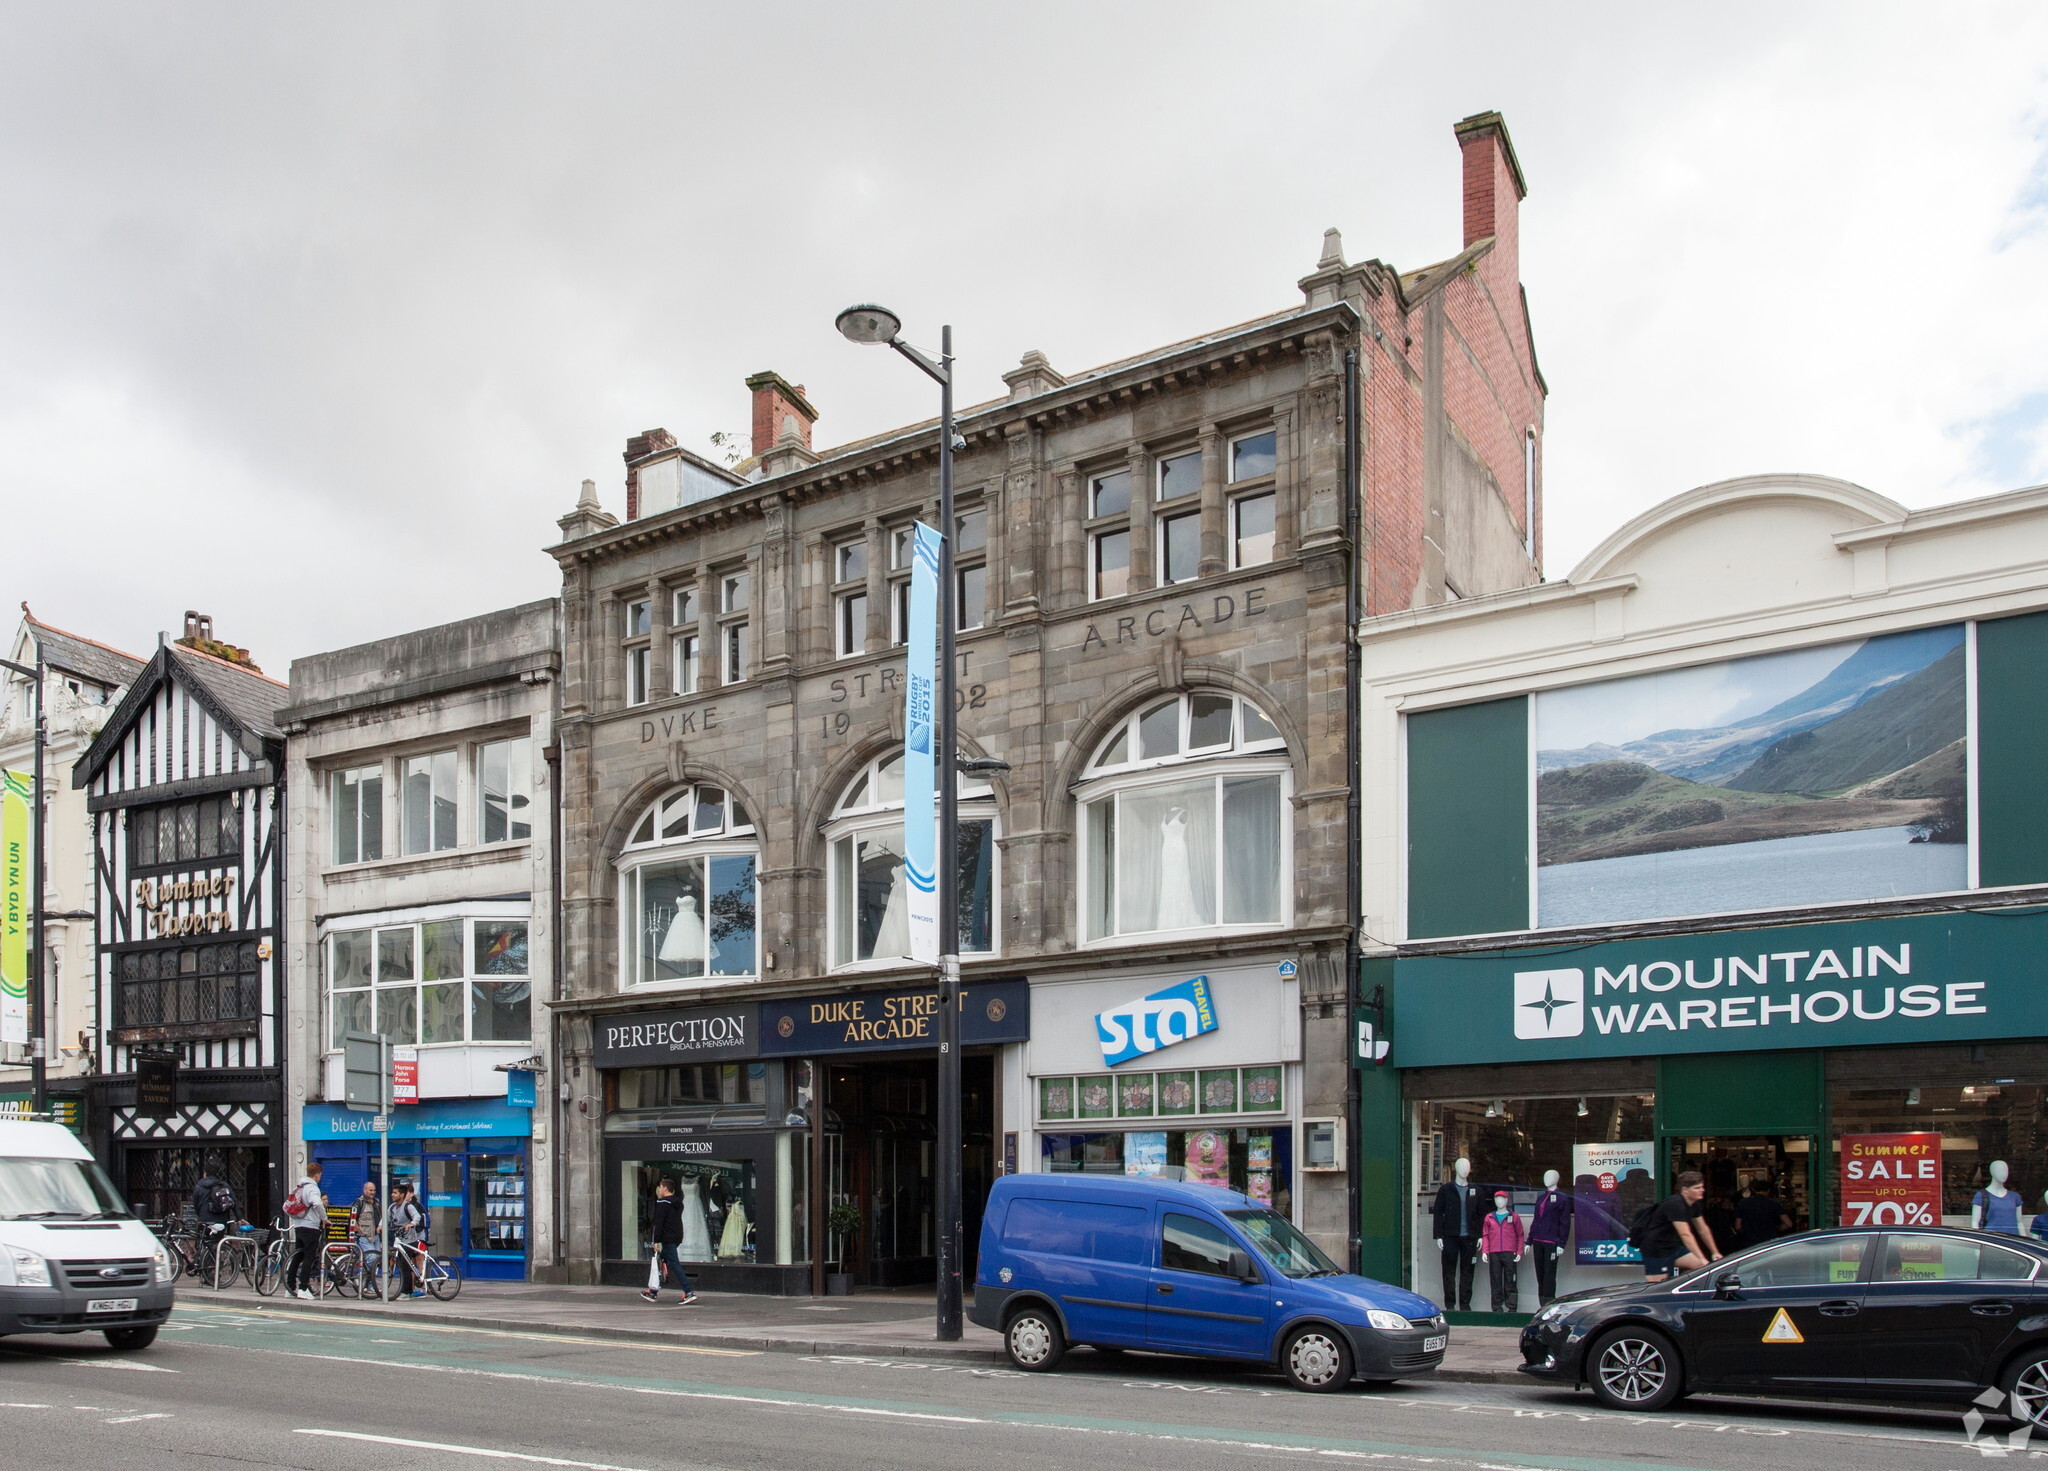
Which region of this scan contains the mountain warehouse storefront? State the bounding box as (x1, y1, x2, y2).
(588, 977, 1028, 1293)
(1362, 902, 2048, 1314)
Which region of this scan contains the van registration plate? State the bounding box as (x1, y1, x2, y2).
(87, 1298, 137, 1314)
(1422, 1334, 1447, 1352)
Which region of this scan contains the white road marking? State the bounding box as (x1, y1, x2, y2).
(0, 1402, 52, 1408)
(296, 1428, 659, 1468)
(64, 1359, 177, 1372)
(175, 1303, 756, 1357)
(104, 1412, 173, 1423)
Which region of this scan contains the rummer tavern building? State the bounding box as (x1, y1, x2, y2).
(545, 112, 1548, 1289)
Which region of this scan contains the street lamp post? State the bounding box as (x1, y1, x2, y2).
(0, 652, 47, 1116)
(835, 304, 966, 1340)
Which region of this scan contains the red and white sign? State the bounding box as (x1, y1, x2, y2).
(1840, 1131, 1941, 1227)
(392, 1046, 419, 1106)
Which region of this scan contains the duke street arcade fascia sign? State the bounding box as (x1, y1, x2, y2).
(1391, 907, 2048, 1069)
(758, 977, 1030, 1057)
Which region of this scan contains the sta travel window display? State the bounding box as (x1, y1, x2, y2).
(1037, 1064, 1294, 1211)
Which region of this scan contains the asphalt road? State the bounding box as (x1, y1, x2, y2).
(0, 1300, 2005, 1471)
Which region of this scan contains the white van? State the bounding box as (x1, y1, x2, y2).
(0, 1120, 173, 1350)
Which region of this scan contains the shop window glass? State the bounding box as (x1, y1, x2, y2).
(1040, 1127, 1294, 1214)
(474, 921, 528, 976)
(421, 920, 464, 981)
(471, 1155, 527, 1254)
(421, 983, 466, 1044)
(478, 738, 533, 844)
(324, 917, 532, 1049)
(1831, 1083, 2048, 1221)
(470, 981, 531, 1042)
(332, 766, 383, 864)
(826, 751, 996, 969)
(401, 750, 458, 854)
(377, 927, 415, 982)
(375, 986, 418, 1046)
(623, 1159, 758, 1264)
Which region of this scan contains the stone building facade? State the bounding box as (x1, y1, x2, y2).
(280, 599, 560, 1281)
(546, 113, 1548, 1288)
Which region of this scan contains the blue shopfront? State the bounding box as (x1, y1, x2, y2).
(303, 1100, 533, 1281)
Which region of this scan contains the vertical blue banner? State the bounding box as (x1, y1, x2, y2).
(904, 522, 942, 963)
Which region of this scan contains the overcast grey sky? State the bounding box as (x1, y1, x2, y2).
(5, 3, 2045, 671)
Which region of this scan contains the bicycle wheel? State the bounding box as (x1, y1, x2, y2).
(163, 1239, 187, 1284)
(424, 1255, 462, 1301)
(325, 1250, 362, 1298)
(253, 1246, 282, 1296)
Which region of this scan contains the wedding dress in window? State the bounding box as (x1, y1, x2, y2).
(681, 1172, 712, 1260)
(659, 895, 707, 970)
(870, 854, 911, 959)
(1155, 806, 1201, 930)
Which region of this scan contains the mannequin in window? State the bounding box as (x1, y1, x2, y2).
(1156, 806, 1199, 930)
(1430, 1158, 1482, 1312)
(680, 1170, 712, 1259)
(871, 856, 910, 958)
(1975, 1160, 2021, 1235)
(659, 896, 707, 970)
(1527, 1169, 1574, 1306)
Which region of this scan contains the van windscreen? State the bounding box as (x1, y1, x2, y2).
(0, 1156, 131, 1222)
(1226, 1208, 1341, 1278)
(1000, 1198, 1148, 1264)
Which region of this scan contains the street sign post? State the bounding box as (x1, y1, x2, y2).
(342, 1029, 393, 1300)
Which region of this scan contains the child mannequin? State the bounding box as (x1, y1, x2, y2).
(1481, 1191, 1526, 1313)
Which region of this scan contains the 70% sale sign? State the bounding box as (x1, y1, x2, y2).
(1840, 1132, 1942, 1226)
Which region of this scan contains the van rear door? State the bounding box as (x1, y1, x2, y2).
(998, 1195, 1152, 1348)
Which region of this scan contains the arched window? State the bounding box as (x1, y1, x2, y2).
(825, 751, 997, 969)
(618, 784, 758, 987)
(1077, 692, 1289, 942)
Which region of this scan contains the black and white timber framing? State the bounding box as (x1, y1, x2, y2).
(70, 640, 289, 1219)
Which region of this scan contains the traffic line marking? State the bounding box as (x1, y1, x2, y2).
(174, 1303, 756, 1357)
(297, 1429, 659, 1469)
(63, 1360, 178, 1372)
(105, 1412, 173, 1423)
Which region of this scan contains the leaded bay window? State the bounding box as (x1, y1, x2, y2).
(620, 785, 759, 986)
(827, 751, 995, 969)
(331, 765, 383, 864)
(326, 915, 531, 1047)
(1080, 693, 1289, 942)
(477, 739, 532, 844)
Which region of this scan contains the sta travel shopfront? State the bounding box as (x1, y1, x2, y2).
(1364, 903, 2048, 1314)
(592, 977, 1029, 1293)
(303, 1100, 533, 1280)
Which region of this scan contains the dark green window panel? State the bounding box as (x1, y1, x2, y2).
(1657, 1051, 1823, 1137)
(1977, 610, 2048, 888)
(1406, 697, 1529, 938)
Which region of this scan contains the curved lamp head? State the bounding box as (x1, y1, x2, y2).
(835, 304, 902, 346)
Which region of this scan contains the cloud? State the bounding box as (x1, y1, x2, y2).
(1, 2, 2043, 667)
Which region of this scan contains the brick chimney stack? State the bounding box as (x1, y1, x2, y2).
(1454, 111, 1527, 275)
(745, 372, 818, 459)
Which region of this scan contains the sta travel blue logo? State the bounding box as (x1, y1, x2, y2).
(1095, 975, 1219, 1067)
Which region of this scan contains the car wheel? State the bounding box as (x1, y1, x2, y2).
(1281, 1325, 1354, 1393)
(104, 1327, 157, 1352)
(1587, 1327, 1682, 1412)
(1004, 1305, 1066, 1372)
(2002, 1348, 2048, 1428)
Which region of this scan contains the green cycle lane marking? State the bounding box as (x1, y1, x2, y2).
(170, 1302, 756, 1356)
(160, 1312, 1765, 1471)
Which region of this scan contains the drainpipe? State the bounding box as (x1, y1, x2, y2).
(545, 740, 567, 1276)
(1343, 344, 1364, 1274)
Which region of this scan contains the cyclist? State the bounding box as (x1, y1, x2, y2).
(388, 1183, 426, 1299)
(283, 1161, 326, 1299)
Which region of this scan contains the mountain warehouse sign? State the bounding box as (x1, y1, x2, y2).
(1393, 908, 2048, 1068)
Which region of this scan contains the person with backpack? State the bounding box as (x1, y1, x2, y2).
(349, 1179, 383, 1285)
(1636, 1170, 1720, 1282)
(192, 1172, 238, 1273)
(639, 1177, 698, 1306)
(283, 1161, 326, 1299)
(387, 1183, 426, 1299)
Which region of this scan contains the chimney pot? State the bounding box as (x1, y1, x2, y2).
(745, 372, 818, 459)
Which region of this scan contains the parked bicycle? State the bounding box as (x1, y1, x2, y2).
(252, 1218, 292, 1296)
(210, 1225, 262, 1289)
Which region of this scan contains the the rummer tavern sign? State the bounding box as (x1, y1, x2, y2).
(132, 874, 239, 937)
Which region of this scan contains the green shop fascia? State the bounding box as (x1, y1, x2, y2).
(1355, 903, 2048, 1312)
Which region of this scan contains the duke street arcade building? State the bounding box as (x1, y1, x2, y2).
(542, 114, 1549, 1290)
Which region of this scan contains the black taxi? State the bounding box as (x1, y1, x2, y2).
(1520, 1226, 2048, 1419)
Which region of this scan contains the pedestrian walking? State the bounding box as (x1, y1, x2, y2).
(1733, 1175, 1791, 1247)
(639, 1178, 698, 1306)
(388, 1183, 425, 1299)
(283, 1161, 326, 1299)
(349, 1178, 382, 1284)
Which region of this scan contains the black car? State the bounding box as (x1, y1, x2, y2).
(1520, 1226, 2048, 1420)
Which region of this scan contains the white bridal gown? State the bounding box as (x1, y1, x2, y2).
(681, 1174, 712, 1260)
(659, 895, 708, 969)
(871, 859, 911, 959)
(1155, 807, 1201, 930)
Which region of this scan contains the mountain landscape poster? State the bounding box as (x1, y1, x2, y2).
(1535, 625, 1969, 927)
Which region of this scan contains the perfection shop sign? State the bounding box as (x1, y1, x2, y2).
(1394, 908, 2048, 1069)
(1840, 1132, 1942, 1227)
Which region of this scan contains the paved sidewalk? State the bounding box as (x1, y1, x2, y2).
(174, 1280, 1525, 1383)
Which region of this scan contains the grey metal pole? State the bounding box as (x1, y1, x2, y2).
(934, 323, 962, 1342)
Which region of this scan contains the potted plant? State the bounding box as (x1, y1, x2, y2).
(825, 1199, 861, 1296)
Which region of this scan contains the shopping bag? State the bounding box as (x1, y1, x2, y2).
(647, 1252, 662, 1291)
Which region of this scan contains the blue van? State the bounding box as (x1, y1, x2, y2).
(969, 1172, 1446, 1391)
